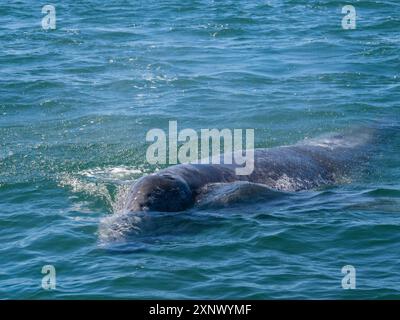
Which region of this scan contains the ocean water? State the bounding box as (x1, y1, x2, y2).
(1, 0, 399, 299)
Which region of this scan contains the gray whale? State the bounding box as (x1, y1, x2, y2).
(123, 128, 374, 213)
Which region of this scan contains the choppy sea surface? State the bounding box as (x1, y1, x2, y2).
(1, 0, 399, 299)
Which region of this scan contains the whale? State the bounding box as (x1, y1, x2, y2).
(122, 128, 375, 213)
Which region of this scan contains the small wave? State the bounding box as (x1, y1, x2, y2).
(363, 188, 400, 198)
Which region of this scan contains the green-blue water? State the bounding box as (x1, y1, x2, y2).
(1, 0, 399, 299)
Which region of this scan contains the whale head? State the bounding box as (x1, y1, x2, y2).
(125, 173, 194, 212)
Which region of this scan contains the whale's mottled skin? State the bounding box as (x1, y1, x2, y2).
(124, 129, 373, 213)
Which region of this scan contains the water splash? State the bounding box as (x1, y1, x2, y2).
(57, 166, 142, 213)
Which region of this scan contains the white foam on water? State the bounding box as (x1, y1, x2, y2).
(58, 174, 113, 204)
(58, 166, 144, 214)
(79, 166, 143, 181)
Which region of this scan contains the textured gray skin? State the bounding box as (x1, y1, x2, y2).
(125, 130, 371, 212)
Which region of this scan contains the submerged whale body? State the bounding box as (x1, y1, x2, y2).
(123, 128, 374, 213)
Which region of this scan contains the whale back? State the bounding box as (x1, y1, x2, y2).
(122, 128, 376, 213)
(245, 128, 376, 191)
